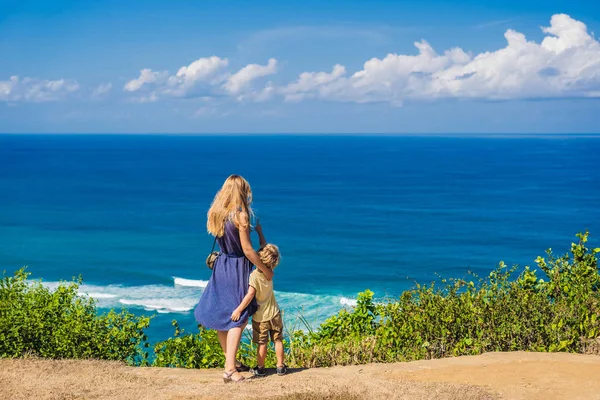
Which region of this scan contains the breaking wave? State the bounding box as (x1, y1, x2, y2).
(42, 276, 360, 326)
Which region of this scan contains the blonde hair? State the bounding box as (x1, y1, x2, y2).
(258, 244, 280, 270)
(207, 175, 253, 237)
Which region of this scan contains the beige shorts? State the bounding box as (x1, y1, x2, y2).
(252, 312, 283, 344)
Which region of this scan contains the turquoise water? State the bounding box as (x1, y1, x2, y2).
(1, 134, 599, 341)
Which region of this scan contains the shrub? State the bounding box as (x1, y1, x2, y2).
(289, 231, 600, 367)
(153, 321, 226, 368)
(152, 321, 282, 368)
(0, 268, 151, 365)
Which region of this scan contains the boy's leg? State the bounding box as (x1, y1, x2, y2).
(251, 319, 268, 376)
(256, 343, 268, 367)
(274, 340, 285, 367)
(270, 312, 286, 375)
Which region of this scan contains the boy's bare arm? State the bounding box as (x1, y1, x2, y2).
(231, 286, 257, 321)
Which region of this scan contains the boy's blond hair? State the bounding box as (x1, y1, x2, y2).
(258, 244, 280, 270)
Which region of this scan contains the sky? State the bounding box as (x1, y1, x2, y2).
(1, 0, 600, 134)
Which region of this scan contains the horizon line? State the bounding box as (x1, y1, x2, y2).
(1, 132, 600, 138)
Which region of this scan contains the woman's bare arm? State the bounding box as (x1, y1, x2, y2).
(239, 213, 274, 281)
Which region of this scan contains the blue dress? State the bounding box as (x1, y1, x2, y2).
(194, 221, 257, 330)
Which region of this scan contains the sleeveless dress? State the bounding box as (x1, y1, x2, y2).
(194, 221, 258, 330)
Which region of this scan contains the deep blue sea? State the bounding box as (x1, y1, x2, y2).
(1, 134, 599, 342)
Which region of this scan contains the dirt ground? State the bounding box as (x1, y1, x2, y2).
(1, 352, 599, 400)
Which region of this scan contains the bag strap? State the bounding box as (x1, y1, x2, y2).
(210, 235, 217, 253)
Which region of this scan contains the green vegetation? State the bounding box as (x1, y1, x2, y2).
(1, 232, 599, 369)
(152, 320, 281, 368)
(153, 321, 224, 368)
(0, 269, 151, 365)
(288, 231, 600, 367)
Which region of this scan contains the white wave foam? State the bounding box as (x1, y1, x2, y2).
(41, 279, 362, 329)
(173, 277, 208, 288)
(119, 298, 194, 313)
(82, 292, 117, 299)
(340, 297, 358, 307)
(41, 281, 203, 312)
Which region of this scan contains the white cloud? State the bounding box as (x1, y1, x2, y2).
(0, 77, 16, 100)
(124, 68, 168, 92)
(174, 57, 229, 84)
(0, 76, 80, 102)
(280, 14, 600, 104)
(164, 56, 230, 97)
(281, 64, 346, 102)
(231, 81, 278, 103)
(253, 82, 277, 102)
(92, 82, 112, 98)
(11, 13, 595, 111)
(124, 56, 279, 102)
(224, 58, 278, 94)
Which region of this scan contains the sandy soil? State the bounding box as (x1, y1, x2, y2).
(1, 352, 599, 400)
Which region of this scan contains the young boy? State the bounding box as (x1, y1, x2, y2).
(231, 243, 286, 376)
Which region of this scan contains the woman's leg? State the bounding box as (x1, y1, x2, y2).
(225, 327, 243, 373)
(235, 320, 249, 369)
(217, 330, 228, 354)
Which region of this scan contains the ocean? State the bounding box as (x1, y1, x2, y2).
(1, 134, 599, 342)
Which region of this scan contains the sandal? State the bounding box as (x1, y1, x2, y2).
(223, 370, 246, 384)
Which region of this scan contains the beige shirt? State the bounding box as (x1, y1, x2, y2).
(249, 269, 279, 323)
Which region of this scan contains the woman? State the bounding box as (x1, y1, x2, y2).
(194, 175, 273, 383)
